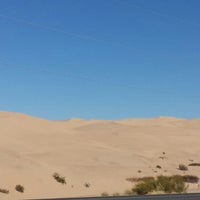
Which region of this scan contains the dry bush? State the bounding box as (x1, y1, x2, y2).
(101, 192, 109, 197)
(156, 165, 162, 169)
(53, 173, 66, 184)
(182, 175, 199, 183)
(0, 188, 9, 194)
(188, 163, 200, 166)
(84, 182, 90, 188)
(178, 164, 188, 171)
(15, 185, 24, 193)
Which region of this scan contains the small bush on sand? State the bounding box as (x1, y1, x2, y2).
(132, 178, 157, 195)
(0, 188, 9, 194)
(156, 165, 162, 169)
(157, 175, 185, 193)
(178, 164, 188, 171)
(124, 189, 134, 196)
(53, 173, 66, 184)
(15, 185, 24, 193)
(132, 175, 186, 195)
(113, 192, 120, 196)
(84, 182, 91, 188)
(101, 192, 109, 197)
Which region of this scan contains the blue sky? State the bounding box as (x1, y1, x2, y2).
(0, 0, 200, 120)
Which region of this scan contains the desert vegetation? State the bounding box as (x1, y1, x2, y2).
(101, 192, 109, 197)
(53, 172, 66, 184)
(178, 164, 188, 171)
(126, 175, 188, 195)
(188, 163, 200, 166)
(112, 192, 120, 196)
(15, 185, 24, 193)
(182, 175, 199, 183)
(124, 189, 134, 196)
(0, 188, 9, 194)
(84, 182, 91, 188)
(106, 174, 195, 196)
(156, 165, 162, 169)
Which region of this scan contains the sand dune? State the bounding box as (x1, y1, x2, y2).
(0, 111, 200, 199)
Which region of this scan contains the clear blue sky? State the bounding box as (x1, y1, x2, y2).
(0, 0, 200, 120)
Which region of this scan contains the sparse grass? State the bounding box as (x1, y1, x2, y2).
(126, 176, 155, 183)
(101, 192, 109, 197)
(139, 176, 155, 182)
(157, 175, 186, 193)
(188, 163, 200, 166)
(124, 189, 134, 196)
(15, 185, 24, 193)
(53, 172, 66, 184)
(112, 192, 120, 196)
(0, 188, 9, 194)
(178, 164, 188, 171)
(126, 177, 139, 182)
(132, 177, 157, 195)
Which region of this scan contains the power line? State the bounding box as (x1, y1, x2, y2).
(114, 0, 200, 28)
(0, 58, 199, 99)
(0, 3, 199, 99)
(0, 13, 102, 42)
(0, 12, 135, 51)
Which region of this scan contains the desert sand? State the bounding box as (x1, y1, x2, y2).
(0, 111, 200, 199)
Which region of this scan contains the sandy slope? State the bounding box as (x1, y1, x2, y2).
(0, 111, 200, 199)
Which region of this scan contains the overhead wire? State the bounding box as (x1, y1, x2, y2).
(114, 0, 200, 28)
(0, 2, 199, 99)
(0, 58, 199, 99)
(0, 12, 136, 51)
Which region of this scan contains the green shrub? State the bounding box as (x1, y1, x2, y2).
(15, 185, 24, 193)
(132, 182, 154, 195)
(157, 175, 186, 193)
(132, 175, 186, 195)
(157, 175, 173, 193)
(53, 173, 66, 184)
(169, 175, 186, 193)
